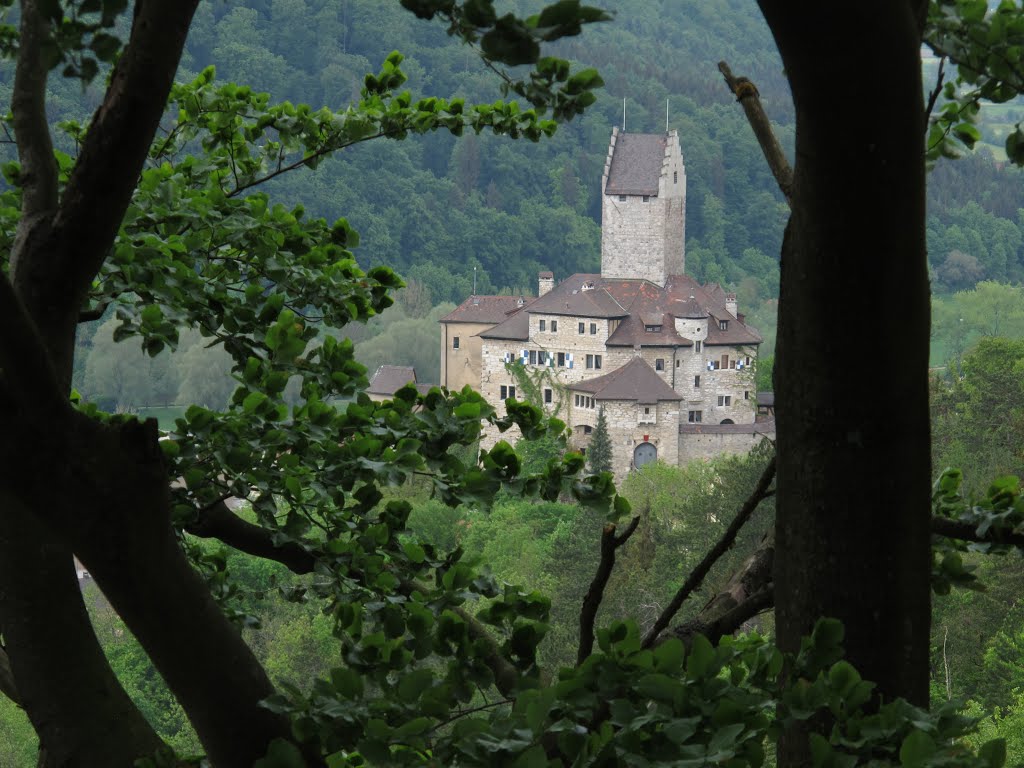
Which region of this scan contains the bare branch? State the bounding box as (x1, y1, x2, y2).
(0, 274, 68, 420)
(642, 456, 776, 648)
(718, 61, 793, 205)
(931, 515, 1024, 549)
(77, 303, 110, 323)
(187, 501, 318, 574)
(667, 585, 774, 648)
(0, 644, 21, 707)
(15, 0, 200, 351)
(924, 56, 946, 127)
(577, 515, 641, 664)
(10, 0, 58, 278)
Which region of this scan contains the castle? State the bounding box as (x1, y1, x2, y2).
(439, 128, 775, 480)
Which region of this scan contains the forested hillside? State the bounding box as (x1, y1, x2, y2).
(5, 0, 1021, 320)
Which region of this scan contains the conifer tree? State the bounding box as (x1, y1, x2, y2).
(588, 406, 613, 474)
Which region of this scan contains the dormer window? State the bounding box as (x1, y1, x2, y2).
(719, 320, 728, 331)
(644, 324, 662, 332)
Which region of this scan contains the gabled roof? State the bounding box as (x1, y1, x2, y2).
(569, 357, 682, 404)
(605, 133, 667, 196)
(439, 295, 531, 325)
(368, 365, 421, 396)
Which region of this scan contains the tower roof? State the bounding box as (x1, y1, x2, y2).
(604, 132, 668, 196)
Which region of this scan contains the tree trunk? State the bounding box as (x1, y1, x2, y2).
(756, 2, 932, 762)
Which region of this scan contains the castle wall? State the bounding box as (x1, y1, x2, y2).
(677, 429, 775, 465)
(441, 321, 495, 392)
(572, 398, 679, 483)
(600, 129, 686, 285)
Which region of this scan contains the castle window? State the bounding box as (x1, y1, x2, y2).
(452, 336, 460, 349)
(688, 410, 702, 423)
(720, 320, 728, 331)
(618, 195, 626, 202)
(713, 360, 721, 370)
(575, 394, 580, 406)
(584, 425, 592, 434)
(538, 351, 548, 366)
(501, 385, 516, 400)
(695, 340, 702, 353)
(544, 388, 553, 404)
(595, 355, 602, 369)
(557, 352, 565, 367)
(718, 395, 732, 407)
(642, 195, 651, 202)
(586, 354, 594, 369)
(539, 319, 546, 331)
(695, 375, 701, 388)
(655, 358, 665, 371)
(551, 320, 558, 332)
(529, 350, 537, 365)
(578, 322, 585, 334)
(745, 390, 750, 400)
(676, 359, 680, 367)
(590, 322, 597, 334)
(674, 171, 678, 184)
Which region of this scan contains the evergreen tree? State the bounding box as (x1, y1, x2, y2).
(588, 406, 613, 474)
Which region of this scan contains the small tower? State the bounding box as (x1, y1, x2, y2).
(600, 128, 687, 286)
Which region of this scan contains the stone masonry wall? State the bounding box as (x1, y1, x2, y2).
(600, 129, 686, 285)
(677, 430, 774, 465)
(586, 399, 679, 483)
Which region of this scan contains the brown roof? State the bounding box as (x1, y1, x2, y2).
(475, 273, 762, 348)
(569, 357, 681, 404)
(439, 295, 532, 325)
(605, 133, 667, 196)
(479, 310, 530, 341)
(367, 365, 418, 396)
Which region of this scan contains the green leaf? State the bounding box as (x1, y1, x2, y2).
(254, 738, 306, 768)
(979, 738, 1007, 768)
(686, 634, 715, 678)
(899, 729, 936, 767)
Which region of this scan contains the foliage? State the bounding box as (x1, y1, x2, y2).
(260, 615, 1007, 767)
(926, 0, 1024, 165)
(587, 406, 612, 474)
(931, 336, 1024, 488)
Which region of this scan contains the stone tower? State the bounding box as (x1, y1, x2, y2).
(600, 128, 687, 286)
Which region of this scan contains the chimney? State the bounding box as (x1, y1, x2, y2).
(538, 271, 554, 297)
(725, 292, 738, 318)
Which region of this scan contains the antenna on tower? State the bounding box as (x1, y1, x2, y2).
(622, 97, 626, 131)
(665, 98, 669, 132)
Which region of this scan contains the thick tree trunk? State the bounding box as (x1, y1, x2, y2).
(756, 2, 932, 762)
(1, 1, 308, 763)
